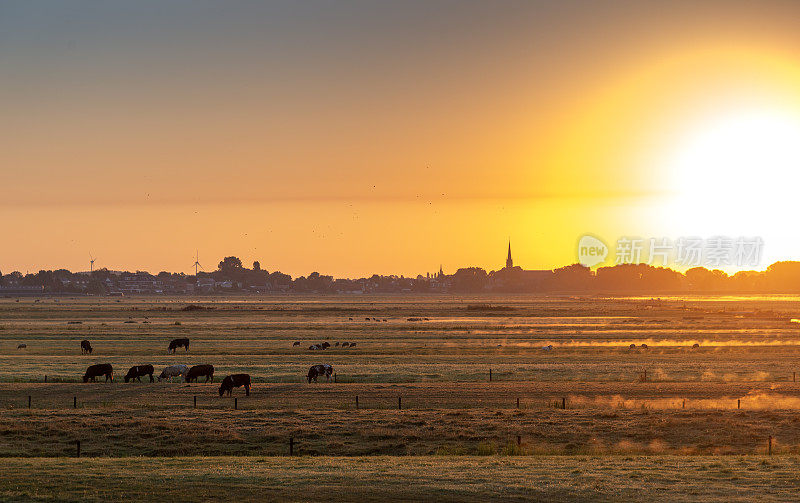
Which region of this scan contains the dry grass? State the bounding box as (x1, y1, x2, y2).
(5, 295, 800, 499)
(2, 455, 800, 502)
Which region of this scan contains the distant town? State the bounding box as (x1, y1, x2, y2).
(2, 243, 800, 296)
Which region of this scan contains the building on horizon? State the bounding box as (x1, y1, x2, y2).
(490, 241, 553, 291)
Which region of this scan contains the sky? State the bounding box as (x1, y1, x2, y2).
(3, 0, 800, 277)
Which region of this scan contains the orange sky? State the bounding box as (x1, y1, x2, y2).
(3, 1, 800, 277)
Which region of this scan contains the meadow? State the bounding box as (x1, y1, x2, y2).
(3, 294, 800, 500)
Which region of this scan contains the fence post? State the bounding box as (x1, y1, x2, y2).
(28, 395, 31, 409)
(234, 398, 238, 410)
(194, 396, 197, 408)
(769, 435, 773, 455)
(398, 396, 402, 410)
(562, 397, 566, 409)
(289, 437, 294, 456)
(517, 435, 521, 446)
(356, 396, 359, 410)
(682, 399, 685, 409)
(794, 372, 796, 383)
(738, 399, 740, 409)
(76, 440, 81, 458)
(489, 369, 492, 382)
(516, 397, 520, 409)
(44, 375, 47, 383)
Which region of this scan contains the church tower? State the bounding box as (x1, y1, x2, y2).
(506, 241, 513, 269)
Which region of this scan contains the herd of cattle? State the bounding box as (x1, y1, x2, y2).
(295, 341, 357, 350)
(78, 337, 336, 396)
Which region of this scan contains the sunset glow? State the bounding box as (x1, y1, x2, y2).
(3, 2, 800, 275)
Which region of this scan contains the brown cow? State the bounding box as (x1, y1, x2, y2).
(218, 374, 251, 396)
(186, 364, 214, 383)
(83, 364, 113, 382)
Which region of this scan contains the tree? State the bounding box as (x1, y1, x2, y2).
(452, 267, 489, 292)
(218, 256, 244, 274)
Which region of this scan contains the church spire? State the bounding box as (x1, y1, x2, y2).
(506, 240, 513, 269)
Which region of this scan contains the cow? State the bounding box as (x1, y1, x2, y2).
(124, 364, 155, 383)
(349, 342, 357, 348)
(309, 344, 321, 350)
(321, 342, 331, 349)
(307, 364, 333, 383)
(168, 338, 190, 354)
(17, 343, 26, 349)
(341, 342, 350, 348)
(219, 374, 251, 396)
(542, 345, 554, 351)
(692, 343, 700, 349)
(186, 364, 214, 383)
(158, 364, 189, 382)
(641, 344, 649, 349)
(335, 342, 340, 347)
(293, 341, 301, 347)
(629, 344, 637, 349)
(83, 363, 113, 383)
(81, 340, 93, 354)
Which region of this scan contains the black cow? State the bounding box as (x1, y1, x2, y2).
(293, 341, 301, 347)
(81, 340, 93, 354)
(83, 363, 113, 382)
(17, 343, 26, 349)
(219, 374, 251, 396)
(124, 364, 154, 383)
(321, 342, 331, 349)
(186, 364, 215, 383)
(307, 364, 333, 383)
(168, 338, 190, 354)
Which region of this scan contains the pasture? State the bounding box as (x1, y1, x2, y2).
(3, 294, 800, 500)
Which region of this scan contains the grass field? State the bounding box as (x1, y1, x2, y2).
(4, 294, 800, 499)
(3, 456, 800, 502)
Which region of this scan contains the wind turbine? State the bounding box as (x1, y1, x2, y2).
(89, 253, 96, 273)
(192, 250, 203, 275)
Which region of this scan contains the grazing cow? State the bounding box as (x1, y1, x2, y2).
(629, 344, 637, 349)
(542, 345, 554, 351)
(219, 374, 251, 396)
(349, 342, 357, 348)
(168, 338, 190, 354)
(81, 340, 93, 354)
(17, 343, 26, 349)
(641, 344, 649, 349)
(321, 342, 331, 349)
(692, 343, 700, 349)
(293, 341, 301, 347)
(186, 364, 215, 383)
(124, 364, 155, 383)
(341, 342, 350, 348)
(158, 364, 189, 382)
(307, 364, 334, 383)
(83, 363, 113, 383)
(335, 342, 340, 347)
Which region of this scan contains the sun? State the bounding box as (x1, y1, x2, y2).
(671, 110, 800, 200)
(664, 108, 800, 245)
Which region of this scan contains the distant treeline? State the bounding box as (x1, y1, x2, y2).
(2, 256, 800, 294)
